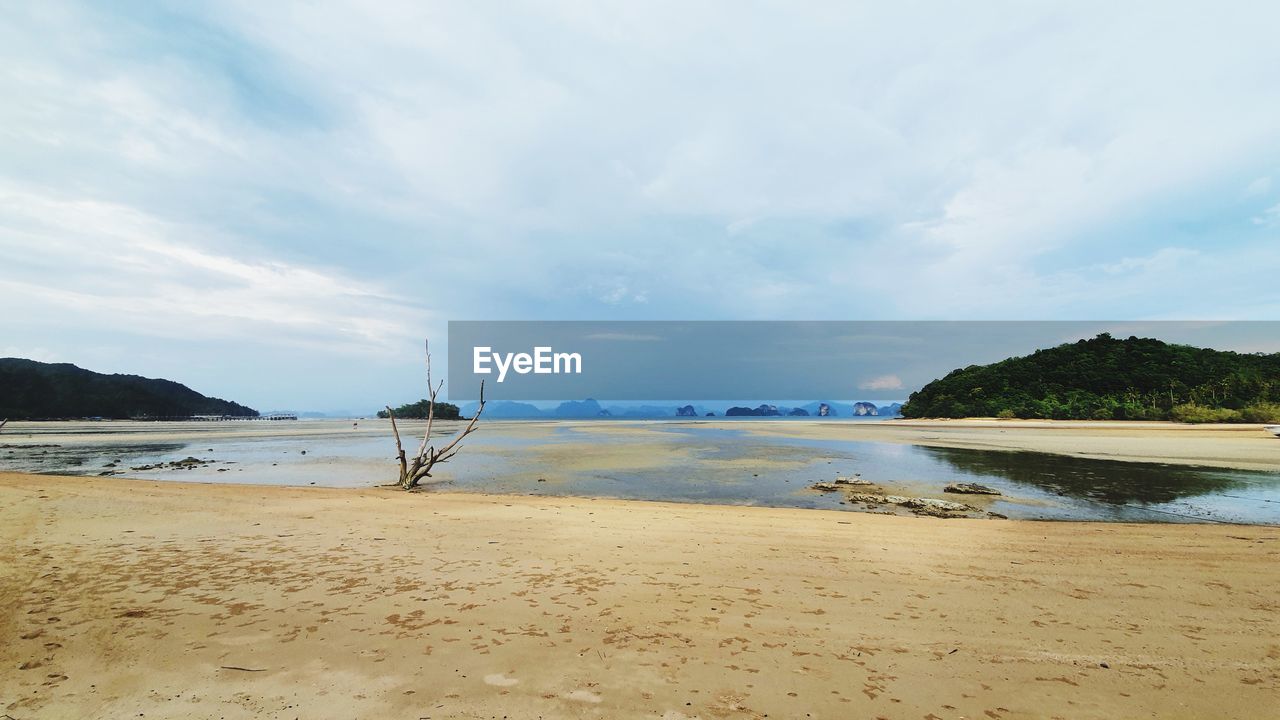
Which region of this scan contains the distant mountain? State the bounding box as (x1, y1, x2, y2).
(605, 403, 714, 418)
(460, 400, 547, 418)
(0, 358, 257, 420)
(877, 402, 903, 417)
(799, 401, 886, 417)
(452, 399, 904, 420)
(553, 399, 610, 417)
(851, 401, 878, 416)
(726, 404, 782, 417)
(900, 333, 1280, 421)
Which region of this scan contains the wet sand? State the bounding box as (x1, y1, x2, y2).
(723, 419, 1280, 472)
(2, 472, 1277, 719)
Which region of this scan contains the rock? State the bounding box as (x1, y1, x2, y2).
(944, 482, 1001, 495)
(676, 405, 697, 417)
(787, 408, 810, 416)
(834, 476, 873, 486)
(852, 401, 879, 416)
(725, 404, 781, 417)
(892, 496, 971, 512)
(811, 482, 841, 492)
(846, 492, 888, 504)
(817, 403, 833, 417)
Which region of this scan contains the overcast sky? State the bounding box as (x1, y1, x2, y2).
(3, 2, 1279, 411)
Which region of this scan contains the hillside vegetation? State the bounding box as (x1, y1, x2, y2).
(0, 358, 258, 420)
(377, 399, 462, 420)
(901, 334, 1280, 423)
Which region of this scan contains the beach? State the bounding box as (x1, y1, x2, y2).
(2, 470, 1278, 719)
(733, 419, 1280, 473)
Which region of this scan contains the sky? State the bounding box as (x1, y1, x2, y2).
(2, 1, 1279, 412)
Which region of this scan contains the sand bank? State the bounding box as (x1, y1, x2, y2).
(723, 419, 1280, 472)
(2, 473, 1277, 719)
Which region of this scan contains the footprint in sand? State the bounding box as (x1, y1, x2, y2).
(564, 689, 603, 703)
(484, 673, 519, 687)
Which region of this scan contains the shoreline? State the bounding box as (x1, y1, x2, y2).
(6, 417, 1279, 471)
(2, 472, 1278, 719)
(721, 418, 1280, 472)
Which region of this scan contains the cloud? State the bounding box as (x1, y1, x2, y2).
(1245, 176, 1272, 197)
(1099, 248, 1199, 275)
(1253, 202, 1280, 227)
(859, 374, 904, 391)
(4, 1, 1280, 406)
(0, 186, 426, 354)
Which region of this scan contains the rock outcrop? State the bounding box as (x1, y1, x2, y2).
(726, 404, 782, 417)
(944, 483, 1001, 495)
(852, 402, 879, 416)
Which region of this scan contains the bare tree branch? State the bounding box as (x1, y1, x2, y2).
(387, 341, 486, 490)
(386, 406, 408, 483)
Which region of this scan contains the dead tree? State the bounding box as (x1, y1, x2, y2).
(386, 341, 485, 490)
(0, 419, 6, 432)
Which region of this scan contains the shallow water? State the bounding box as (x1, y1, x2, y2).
(3, 420, 1278, 524)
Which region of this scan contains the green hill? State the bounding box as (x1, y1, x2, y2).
(0, 358, 258, 420)
(900, 334, 1280, 422)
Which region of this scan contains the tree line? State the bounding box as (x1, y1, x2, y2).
(900, 334, 1280, 423)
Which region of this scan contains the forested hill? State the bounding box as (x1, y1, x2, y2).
(0, 358, 258, 420)
(900, 334, 1280, 422)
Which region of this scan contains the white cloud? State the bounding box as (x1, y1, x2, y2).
(1253, 202, 1280, 227)
(1100, 248, 1199, 275)
(0, 187, 427, 354)
(1245, 176, 1272, 197)
(859, 374, 904, 391)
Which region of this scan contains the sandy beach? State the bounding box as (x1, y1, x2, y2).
(718, 419, 1280, 473)
(2, 471, 1277, 719)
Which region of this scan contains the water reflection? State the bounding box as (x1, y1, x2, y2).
(919, 446, 1245, 504)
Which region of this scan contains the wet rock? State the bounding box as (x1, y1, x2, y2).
(944, 482, 1001, 495)
(810, 482, 841, 492)
(891, 496, 972, 512)
(834, 476, 873, 486)
(846, 492, 887, 504)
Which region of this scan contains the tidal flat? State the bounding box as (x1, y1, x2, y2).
(3, 418, 1279, 524)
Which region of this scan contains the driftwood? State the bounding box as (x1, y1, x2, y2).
(386, 341, 486, 490)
